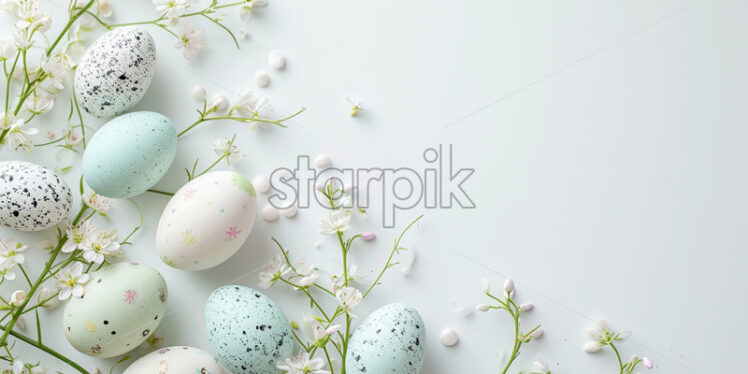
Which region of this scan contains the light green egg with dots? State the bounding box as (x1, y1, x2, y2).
(63, 262, 168, 358)
(82, 111, 177, 198)
(345, 303, 426, 374)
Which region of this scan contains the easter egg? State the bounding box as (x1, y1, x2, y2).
(345, 303, 426, 374)
(123, 346, 228, 374)
(0, 161, 72, 231)
(63, 262, 168, 358)
(74, 26, 156, 118)
(82, 111, 177, 198)
(156, 171, 257, 271)
(205, 285, 293, 373)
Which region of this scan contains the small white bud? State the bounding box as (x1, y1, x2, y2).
(191, 85, 206, 101)
(481, 277, 490, 293)
(10, 290, 26, 306)
(37, 287, 61, 309)
(520, 303, 533, 312)
(531, 328, 543, 339)
(503, 278, 515, 293)
(209, 93, 230, 112)
(476, 304, 490, 312)
(583, 341, 601, 353)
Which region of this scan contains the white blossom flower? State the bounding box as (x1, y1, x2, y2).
(294, 260, 318, 287)
(10, 289, 26, 306)
(529, 357, 550, 374)
(0, 36, 15, 60)
(231, 89, 255, 116)
(212, 137, 245, 165)
(81, 229, 121, 264)
(41, 58, 68, 91)
(84, 193, 114, 215)
(0, 261, 17, 281)
(239, 0, 267, 21)
(36, 286, 60, 309)
(208, 93, 230, 113)
(301, 313, 327, 343)
(95, 0, 112, 17)
(583, 341, 601, 353)
(24, 90, 54, 114)
(11, 358, 45, 374)
(12, 33, 34, 51)
(55, 262, 90, 300)
(276, 351, 329, 374)
(1, 0, 22, 14)
(0, 237, 28, 267)
(5, 116, 38, 153)
(318, 210, 351, 235)
(335, 286, 362, 318)
(15, 2, 51, 32)
(258, 254, 290, 289)
(153, 0, 191, 19)
(248, 97, 272, 119)
(174, 21, 205, 60)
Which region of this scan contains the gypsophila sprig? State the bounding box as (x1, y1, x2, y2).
(178, 85, 306, 137)
(263, 177, 422, 373)
(583, 320, 654, 373)
(478, 277, 547, 374)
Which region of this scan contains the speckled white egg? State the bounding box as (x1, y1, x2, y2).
(0, 161, 72, 231)
(345, 303, 426, 374)
(156, 171, 257, 271)
(82, 111, 177, 198)
(123, 346, 228, 374)
(74, 26, 156, 118)
(63, 262, 168, 358)
(205, 285, 293, 374)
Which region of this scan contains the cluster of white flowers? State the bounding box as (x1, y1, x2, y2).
(212, 135, 245, 165)
(583, 320, 654, 371)
(277, 351, 329, 374)
(11, 359, 45, 374)
(258, 253, 291, 289)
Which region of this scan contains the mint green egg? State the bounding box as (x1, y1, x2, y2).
(82, 111, 177, 198)
(63, 262, 168, 358)
(345, 303, 426, 374)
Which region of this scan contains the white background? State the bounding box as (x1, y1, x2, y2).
(2, 0, 746, 373)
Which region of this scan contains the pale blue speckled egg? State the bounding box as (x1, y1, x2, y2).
(205, 285, 293, 374)
(82, 111, 177, 198)
(345, 303, 426, 374)
(74, 26, 156, 118)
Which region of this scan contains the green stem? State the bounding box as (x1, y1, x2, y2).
(362, 215, 423, 298)
(147, 189, 175, 196)
(0, 327, 90, 374)
(500, 305, 521, 374)
(0, 205, 87, 346)
(610, 342, 625, 374)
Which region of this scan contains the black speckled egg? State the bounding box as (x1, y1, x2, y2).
(74, 26, 156, 118)
(205, 285, 293, 374)
(0, 161, 72, 231)
(345, 303, 426, 374)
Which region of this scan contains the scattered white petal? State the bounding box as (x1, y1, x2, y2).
(440, 328, 459, 347)
(282, 205, 298, 218)
(268, 50, 286, 69)
(253, 175, 271, 194)
(262, 205, 279, 221)
(315, 154, 331, 169)
(314, 241, 322, 248)
(254, 71, 270, 87)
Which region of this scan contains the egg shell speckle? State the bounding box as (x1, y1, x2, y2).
(156, 171, 257, 271)
(0, 161, 72, 231)
(205, 285, 293, 374)
(346, 303, 426, 374)
(74, 26, 156, 118)
(82, 111, 177, 198)
(123, 346, 228, 374)
(63, 262, 168, 358)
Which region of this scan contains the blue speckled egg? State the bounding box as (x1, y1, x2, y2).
(345, 303, 426, 374)
(63, 262, 168, 358)
(82, 111, 177, 198)
(74, 26, 156, 118)
(205, 285, 293, 374)
(0, 161, 72, 231)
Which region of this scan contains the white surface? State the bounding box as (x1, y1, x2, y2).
(2, 0, 747, 373)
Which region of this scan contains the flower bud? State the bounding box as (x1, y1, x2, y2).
(476, 304, 489, 312)
(520, 303, 533, 312)
(326, 325, 342, 335)
(642, 357, 653, 369)
(531, 328, 544, 339)
(504, 278, 515, 293)
(191, 85, 206, 101)
(361, 232, 376, 241)
(209, 93, 230, 112)
(583, 341, 601, 353)
(37, 287, 61, 309)
(481, 277, 490, 294)
(10, 290, 26, 306)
